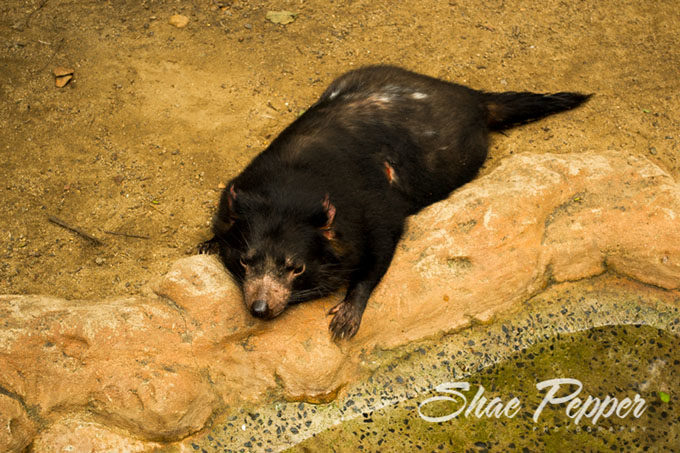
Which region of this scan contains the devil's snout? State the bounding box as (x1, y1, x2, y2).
(251, 299, 269, 317)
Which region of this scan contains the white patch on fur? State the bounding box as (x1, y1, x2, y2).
(382, 84, 402, 93)
(374, 94, 393, 103)
(327, 80, 347, 100)
(410, 92, 428, 100)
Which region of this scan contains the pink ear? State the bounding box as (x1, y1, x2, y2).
(228, 184, 237, 211)
(321, 194, 336, 239)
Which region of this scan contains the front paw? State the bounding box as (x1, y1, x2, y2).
(328, 300, 363, 340)
(197, 238, 218, 255)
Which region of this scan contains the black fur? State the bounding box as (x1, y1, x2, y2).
(201, 65, 590, 340)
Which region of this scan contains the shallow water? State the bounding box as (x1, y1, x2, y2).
(288, 325, 679, 452)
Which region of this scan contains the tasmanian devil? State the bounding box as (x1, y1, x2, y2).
(199, 65, 590, 340)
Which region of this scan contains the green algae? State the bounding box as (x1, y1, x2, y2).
(288, 325, 679, 452)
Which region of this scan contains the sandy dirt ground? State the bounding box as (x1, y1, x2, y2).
(1, 0, 678, 300)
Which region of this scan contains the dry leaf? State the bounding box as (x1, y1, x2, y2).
(266, 10, 297, 25)
(169, 14, 189, 28)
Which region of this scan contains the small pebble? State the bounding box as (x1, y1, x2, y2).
(169, 14, 189, 28)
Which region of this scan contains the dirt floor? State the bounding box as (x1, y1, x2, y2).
(1, 0, 678, 300)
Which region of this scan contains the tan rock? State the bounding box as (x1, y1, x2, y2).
(53, 67, 74, 88)
(168, 14, 189, 28)
(31, 416, 162, 452)
(360, 151, 680, 348)
(0, 295, 217, 450)
(0, 394, 36, 452)
(52, 67, 74, 77)
(1, 151, 679, 450)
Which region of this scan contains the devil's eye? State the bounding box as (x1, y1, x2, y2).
(287, 263, 305, 276)
(239, 256, 250, 268)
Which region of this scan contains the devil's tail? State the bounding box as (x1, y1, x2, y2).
(482, 91, 591, 131)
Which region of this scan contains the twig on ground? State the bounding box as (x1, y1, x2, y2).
(103, 230, 150, 240)
(48, 215, 104, 245)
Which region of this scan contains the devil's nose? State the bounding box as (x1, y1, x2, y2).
(251, 299, 268, 317)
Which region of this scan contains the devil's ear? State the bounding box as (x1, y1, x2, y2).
(320, 194, 336, 240)
(214, 183, 238, 234)
(227, 184, 237, 212)
(231, 184, 240, 210)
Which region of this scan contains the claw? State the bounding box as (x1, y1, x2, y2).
(197, 238, 218, 255)
(328, 300, 361, 341)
